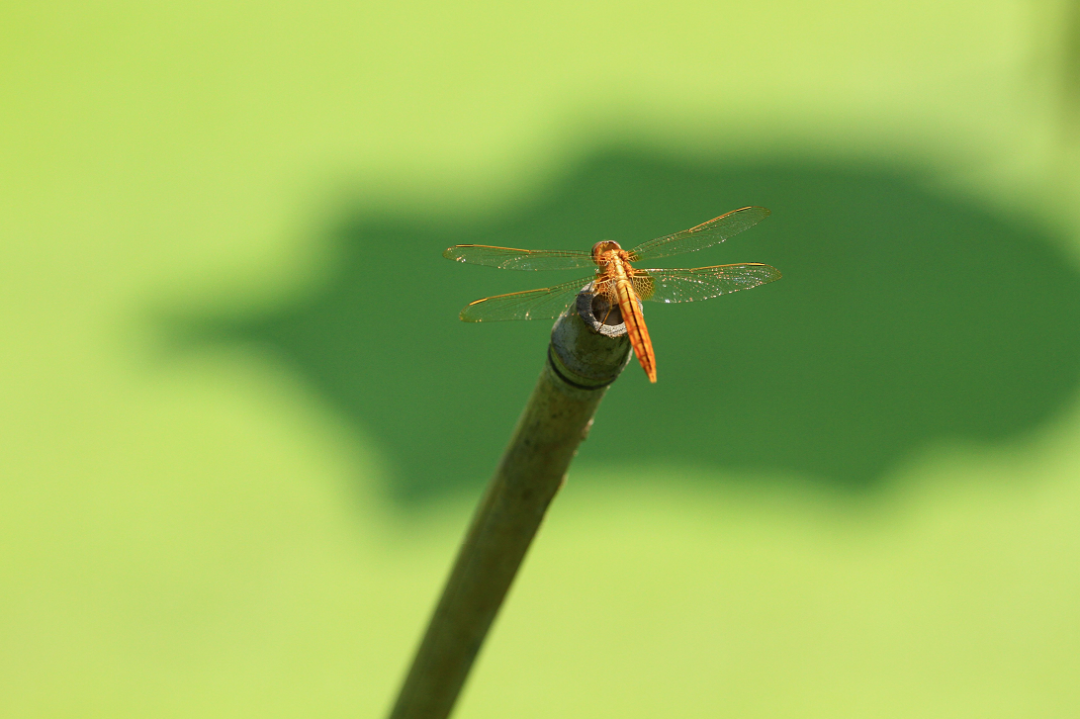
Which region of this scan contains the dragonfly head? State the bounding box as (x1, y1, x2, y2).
(591, 240, 623, 266)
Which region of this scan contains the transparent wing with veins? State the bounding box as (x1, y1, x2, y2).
(629, 206, 770, 262)
(446, 205, 777, 320)
(443, 245, 596, 271)
(458, 263, 780, 321)
(458, 277, 597, 322)
(632, 263, 782, 303)
(445, 206, 770, 272)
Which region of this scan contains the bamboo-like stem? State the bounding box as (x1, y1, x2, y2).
(387, 291, 631, 719)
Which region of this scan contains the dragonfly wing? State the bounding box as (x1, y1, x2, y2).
(629, 206, 770, 262)
(633, 264, 782, 303)
(459, 277, 594, 321)
(443, 245, 596, 271)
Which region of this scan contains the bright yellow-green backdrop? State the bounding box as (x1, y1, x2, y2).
(3, 1, 1080, 717)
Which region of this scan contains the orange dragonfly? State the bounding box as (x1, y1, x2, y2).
(444, 206, 781, 383)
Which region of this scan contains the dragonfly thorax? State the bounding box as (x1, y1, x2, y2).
(591, 240, 633, 271)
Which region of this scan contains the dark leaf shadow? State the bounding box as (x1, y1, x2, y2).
(168, 149, 1080, 503)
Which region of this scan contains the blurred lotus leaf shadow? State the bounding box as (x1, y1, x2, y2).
(175, 149, 1080, 503)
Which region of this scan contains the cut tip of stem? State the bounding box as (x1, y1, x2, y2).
(576, 284, 639, 338)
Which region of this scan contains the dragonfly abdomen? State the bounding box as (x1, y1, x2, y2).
(614, 279, 657, 383)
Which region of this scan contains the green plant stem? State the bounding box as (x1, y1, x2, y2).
(387, 299, 631, 719)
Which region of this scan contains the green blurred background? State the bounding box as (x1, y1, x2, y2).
(3, 1, 1080, 716)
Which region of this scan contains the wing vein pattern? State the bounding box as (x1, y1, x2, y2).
(630, 206, 770, 261)
(634, 263, 782, 303)
(443, 245, 596, 271)
(458, 277, 595, 321)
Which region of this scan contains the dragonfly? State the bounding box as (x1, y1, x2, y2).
(443, 206, 782, 383)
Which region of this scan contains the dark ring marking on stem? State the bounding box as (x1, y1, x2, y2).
(546, 346, 618, 391)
